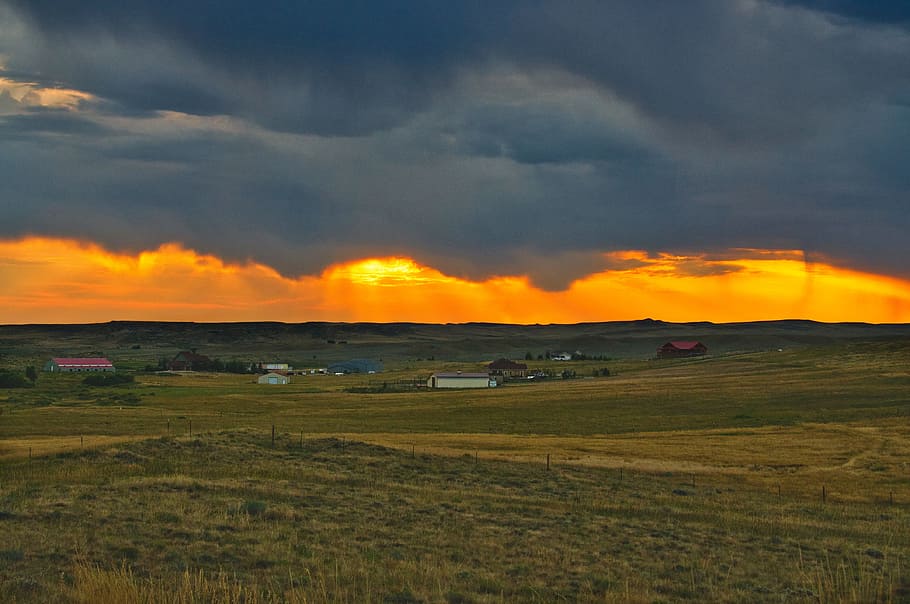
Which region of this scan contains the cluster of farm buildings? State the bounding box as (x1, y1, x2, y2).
(41, 341, 707, 389)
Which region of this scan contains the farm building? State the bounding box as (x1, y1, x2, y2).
(657, 341, 708, 358)
(327, 359, 383, 374)
(168, 351, 213, 371)
(258, 362, 290, 371)
(43, 357, 115, 372)
(487, 358, 528, 379)
(427, 372, 495, 389)
(257, 372, 290, 385)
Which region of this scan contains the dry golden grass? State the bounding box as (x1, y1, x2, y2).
(2, 339, 909, 601)
(0, 435, 145, 461)
(0, 431, 907, 602)
(354, 419, 910, 504)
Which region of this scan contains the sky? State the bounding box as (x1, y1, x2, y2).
(1, 1, 909, 324)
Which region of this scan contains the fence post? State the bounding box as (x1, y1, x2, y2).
(822, 485, 826, 504)
(546, 453, 550, 470)
(271, 424, 275, 448)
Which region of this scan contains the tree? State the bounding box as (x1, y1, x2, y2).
(25, 365, 38, 383)
(524, 351, 533, 360)
(0, 370, 30, 388)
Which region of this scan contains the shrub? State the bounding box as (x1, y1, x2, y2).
(0, 370, 31, 388)
(0, 549, 25, 561)
(240, 500, 266, 516)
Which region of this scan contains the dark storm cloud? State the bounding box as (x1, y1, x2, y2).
(0, 0, 909, 289)
(771, 1, 910, 25)
(2, 0, 493, 134)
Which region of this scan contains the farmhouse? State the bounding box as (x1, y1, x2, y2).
(258, 362, 290, 372)
(427, 372, 495, 389)
(167, 350, 213, 371)
(657, 341, 708, 358)
(43, 357, 115, 372)
(258, 372, 290, 385)
(487, 358, 528, 379)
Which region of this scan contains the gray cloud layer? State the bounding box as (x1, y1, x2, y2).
(1, 0, 908, 288)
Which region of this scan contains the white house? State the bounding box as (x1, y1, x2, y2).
(257, 372, 290, 385)
(427, 372, 495, 389)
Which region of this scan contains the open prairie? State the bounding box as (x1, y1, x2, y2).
(1, 321, 909, 602)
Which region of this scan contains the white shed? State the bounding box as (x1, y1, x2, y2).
(427, 372, 494, 389)
(258, 372, 289, 385)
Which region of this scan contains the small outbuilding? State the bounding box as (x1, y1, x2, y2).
(44, 357, 115, 372)
(258, 372, 290, 385)
(657, 341, 708, 358)
(427, 372, 495, 389)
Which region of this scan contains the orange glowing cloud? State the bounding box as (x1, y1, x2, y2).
(0, 77, 94, 110)
(1, 237, 909, 324)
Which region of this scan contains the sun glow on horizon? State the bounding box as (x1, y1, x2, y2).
(326, 257, 456, 287)
(1, 236, 909, 324)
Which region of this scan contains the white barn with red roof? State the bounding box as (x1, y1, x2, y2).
(44, 357, 115, 372)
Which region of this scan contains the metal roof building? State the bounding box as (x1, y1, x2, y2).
(44, 357, 115, 372)
(427, 372, 494, 389)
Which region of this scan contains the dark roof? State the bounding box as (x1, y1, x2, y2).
(662, 341, 706, 350)
(432, 372, 490, 378)
(327, 359, 383, 373)
(487, 358, 528, 370)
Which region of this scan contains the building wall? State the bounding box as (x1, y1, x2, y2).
(258, 373, 289, 384)
(44, 361, 114, 372)
(430, 376, 490, 389)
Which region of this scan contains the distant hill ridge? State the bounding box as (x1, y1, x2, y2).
(3, 319, 908, 366)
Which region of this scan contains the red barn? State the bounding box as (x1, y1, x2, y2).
(657, 341, 707, 358)
(44, 357, 115, 372)
(487, 358, 528, 379)
(167, 351, 213, 371)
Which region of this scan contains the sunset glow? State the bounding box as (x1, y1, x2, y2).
(1, 237, 909, 324)
(0, 76, 94, 110)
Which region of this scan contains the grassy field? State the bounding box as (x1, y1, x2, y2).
(1, 322, 909, 601)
